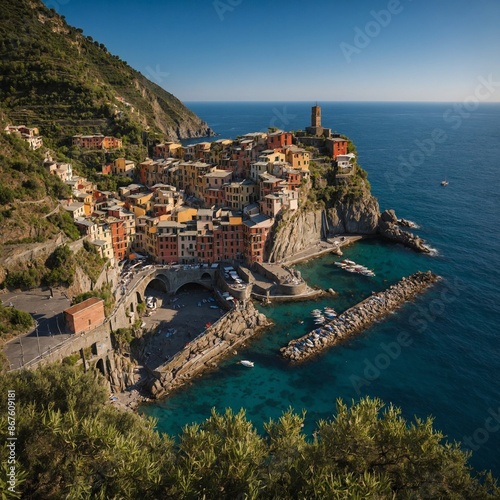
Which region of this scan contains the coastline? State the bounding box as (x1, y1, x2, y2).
(282, 235, 365, 265)
(110, 235, 369, 412)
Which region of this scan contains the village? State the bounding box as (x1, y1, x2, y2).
(4, 105, 356, 267)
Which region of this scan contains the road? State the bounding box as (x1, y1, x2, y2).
(1, 288, 72, 369)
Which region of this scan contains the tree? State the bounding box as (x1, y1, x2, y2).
(0, 364, 497, 499)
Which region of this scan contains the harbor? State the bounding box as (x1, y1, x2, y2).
(280, 270, 440, 362)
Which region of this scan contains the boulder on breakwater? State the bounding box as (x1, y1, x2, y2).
(147, 301, 271, 398)
(281, 270, 439, 362)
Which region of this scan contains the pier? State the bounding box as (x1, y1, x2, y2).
(280, 271, 439, 362)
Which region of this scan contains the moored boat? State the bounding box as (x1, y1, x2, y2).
(240, 360, 254, 367)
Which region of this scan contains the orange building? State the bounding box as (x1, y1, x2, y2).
(267, 131, 293, 149)
(108, 218, 127, 261)
(64, 297, 105, 335)
(72, 134, 122, 150)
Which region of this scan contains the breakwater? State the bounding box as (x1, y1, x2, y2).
(281, 271, 439, 362)
(147, 301, 271, 398)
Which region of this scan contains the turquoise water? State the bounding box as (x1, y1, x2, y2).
(142, 102, 500, 475)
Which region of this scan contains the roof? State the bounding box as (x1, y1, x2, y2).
(65, 297, 104, 316)
(205, 170, 231, 178)
(75, 218, 95, 227)
(63, 202, 84, 212)
(243, 213, 273, 228)
(197, 209, 214, 216)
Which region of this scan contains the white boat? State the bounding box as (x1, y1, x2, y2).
(441, 180, 448, 186)
(342, 259, 356, 265)
(240, 360, 254, 367)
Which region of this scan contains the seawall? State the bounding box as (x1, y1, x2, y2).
(147, 301, 271, 398)
(281, 271, 439, 362)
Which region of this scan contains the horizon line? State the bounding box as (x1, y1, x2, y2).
(183, 99, 500, 104)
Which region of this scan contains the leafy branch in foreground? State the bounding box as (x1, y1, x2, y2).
(0, 364, 498, 499)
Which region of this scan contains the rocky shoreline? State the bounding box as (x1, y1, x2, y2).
(378, 210, 431, 253)
(281, 271, 439, 362)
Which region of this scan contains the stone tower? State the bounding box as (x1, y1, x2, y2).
(311, 104, 321, 128)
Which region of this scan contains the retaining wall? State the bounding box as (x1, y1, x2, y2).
(148, 301, 271, 398)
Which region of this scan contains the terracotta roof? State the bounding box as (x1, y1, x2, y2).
(65, 297, 104, 315)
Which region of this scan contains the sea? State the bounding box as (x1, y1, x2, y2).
(141, 101, 500, 476)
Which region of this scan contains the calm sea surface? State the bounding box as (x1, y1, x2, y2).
(141, 102, 500, 475)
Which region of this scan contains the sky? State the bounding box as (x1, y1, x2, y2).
(46, 0, 500, 102)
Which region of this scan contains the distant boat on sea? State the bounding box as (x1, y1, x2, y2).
(441, 180, 449, 186)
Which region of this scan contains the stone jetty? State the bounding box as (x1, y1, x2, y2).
(147, 301, 271, 398)
(281, 271, 439, 362)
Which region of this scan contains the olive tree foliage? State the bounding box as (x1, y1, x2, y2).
(0, 364, 498, 499)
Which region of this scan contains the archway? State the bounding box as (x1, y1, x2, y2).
(145, 275, 169, 294)
(201, 272, 211, 281)
(96, 358, 106, 376)
(174, 281, 212, 295)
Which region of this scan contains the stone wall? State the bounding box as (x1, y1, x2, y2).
(148, 301, 271, 398)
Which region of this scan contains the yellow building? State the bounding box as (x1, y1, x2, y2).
(173, 207, 198, 223)
(112, 158, 136, 177)
(285, 145, 310, 171)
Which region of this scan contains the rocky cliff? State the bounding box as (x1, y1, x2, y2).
(378, 210, 431, 253)
(267, 191, 380, 262)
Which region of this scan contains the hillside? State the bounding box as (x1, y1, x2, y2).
(0, 0, 212, 144)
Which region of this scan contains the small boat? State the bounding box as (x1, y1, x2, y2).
(240, 360, 254, 367)
(441, 180, 448, 186)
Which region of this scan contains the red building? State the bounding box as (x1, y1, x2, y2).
(328, 138, 348, 159)
(243, 214, 273, 263)
(267, 131, 293, 150)
(64, 297, 105, 335)
(155, 221, 181, 264)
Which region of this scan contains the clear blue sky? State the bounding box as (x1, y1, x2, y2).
(47, 0, 500, 102)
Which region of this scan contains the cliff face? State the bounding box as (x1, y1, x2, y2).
(267, 191, 380, 262)
(0, 0, 212, 141)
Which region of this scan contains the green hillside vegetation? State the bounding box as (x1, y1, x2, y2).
(1, 241, 107, 291)
(0, 0, 210, 146)
(0, 302, 33, 339)
(72, 283, 115, 316)
(0, 364, 497, 499)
